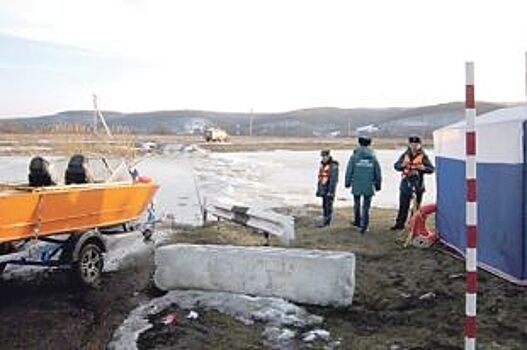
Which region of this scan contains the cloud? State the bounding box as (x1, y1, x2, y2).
(0, 63, 66, 71)
(1, 0, 527, 115)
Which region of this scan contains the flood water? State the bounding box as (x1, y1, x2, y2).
(0, 148, 436, 225)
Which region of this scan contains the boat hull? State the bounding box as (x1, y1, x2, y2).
(0, 182, 159, 244)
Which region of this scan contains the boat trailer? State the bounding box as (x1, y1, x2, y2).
(0, 203, 159, 288)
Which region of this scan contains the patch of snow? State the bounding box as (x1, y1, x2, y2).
(262, 327, 296, 342)
(2, 264, 48, 281)
(303, 329, 330, 342)
(186, 310, 199, 320)
(104, 230, 171, 272)
(418, 292, 436, 300)
(108, 290, 324, 350)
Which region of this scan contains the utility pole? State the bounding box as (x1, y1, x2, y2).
(525, 51, 527, 102)
(92, 94, 99, 133)
(348, 118, 351, 137)
(92, 94, 113, 137)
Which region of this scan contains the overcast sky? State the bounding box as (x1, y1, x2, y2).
(1, 0, 526, 117)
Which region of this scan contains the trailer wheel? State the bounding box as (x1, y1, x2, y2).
(142, 228, 153, 241)
(74, 243, 103, 288)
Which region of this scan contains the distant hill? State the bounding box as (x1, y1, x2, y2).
(375, 102, 508, 137)
(0, 102, 508, 137)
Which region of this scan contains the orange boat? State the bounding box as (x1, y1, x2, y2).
(0, 178, 159, 287)
(0, 180, 159, 244)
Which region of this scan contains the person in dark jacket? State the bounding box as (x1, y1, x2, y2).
(345, 136, 382, 233)
(28, 156, 56, 187)
(391, 136, 434, 230)
(316, 149, 339, 227)
(65, 154, 94, 185)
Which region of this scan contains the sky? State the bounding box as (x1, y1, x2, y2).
(0, 0, 526, 117)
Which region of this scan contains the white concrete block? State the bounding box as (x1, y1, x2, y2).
(154, 244, 355, 307)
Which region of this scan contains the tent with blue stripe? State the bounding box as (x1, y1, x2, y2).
(433, 105, 527, 285)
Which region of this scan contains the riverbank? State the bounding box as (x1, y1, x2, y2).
(0, 134, 432, 156)
(139, 206, 525, 349)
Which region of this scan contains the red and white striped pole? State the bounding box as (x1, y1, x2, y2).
(464, 61, 478, 350)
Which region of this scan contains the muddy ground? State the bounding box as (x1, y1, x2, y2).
(0, 207, 525, 349)
(0, 243, 156, 350)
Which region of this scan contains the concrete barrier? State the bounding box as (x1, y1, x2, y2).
(154, 244, 355, 307)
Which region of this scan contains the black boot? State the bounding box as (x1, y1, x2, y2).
(390, 223, 405, 230)
(317, 218, 331, 228)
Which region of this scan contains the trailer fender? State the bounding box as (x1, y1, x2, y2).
(62, 230, 106, 264)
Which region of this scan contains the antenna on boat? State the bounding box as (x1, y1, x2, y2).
(92, 94, 113, 137)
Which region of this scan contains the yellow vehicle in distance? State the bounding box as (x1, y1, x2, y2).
(204, 127, 229, 142)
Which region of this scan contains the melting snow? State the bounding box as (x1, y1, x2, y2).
(108, 290, 325, 350)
